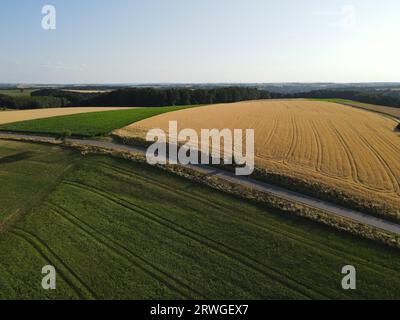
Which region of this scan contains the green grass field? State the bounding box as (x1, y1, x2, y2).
(0, 89, 37, 97)
(0, 106, 195, 137)
(1, 139, 400, 299)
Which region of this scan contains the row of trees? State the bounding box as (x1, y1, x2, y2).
(2, 87, 400, 110)
(32, 89, 99, 105)
(0, 94, 65, 109)
(293, 90, 400, 107)
(15, 87, 279, 108)
(84, 87, 284, 107)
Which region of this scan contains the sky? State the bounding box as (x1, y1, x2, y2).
(1, 0, 400, 84)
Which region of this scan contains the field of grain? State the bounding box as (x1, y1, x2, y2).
(115, 100, 400, 215)
(0, 107, 130, 125)
(1, 139, 400, 299)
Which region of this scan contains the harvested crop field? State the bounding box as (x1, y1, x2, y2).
(0, 107, 130, 125)
(115, 100, 400, 217)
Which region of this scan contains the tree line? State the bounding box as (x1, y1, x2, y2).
(1, 87, 400, 110)
(0, 94, 65, 110)
(292, 89, 400, 108)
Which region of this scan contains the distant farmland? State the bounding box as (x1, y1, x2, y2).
(0, 106, 196, 137)
(0, 89, 37, 97)
(0, 107, 130, 125)
(116, 100, 400, 218)
(1, 139, 400, 299)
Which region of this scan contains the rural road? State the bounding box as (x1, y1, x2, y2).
(1, 132, 400, 235)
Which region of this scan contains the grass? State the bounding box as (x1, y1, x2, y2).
(0, 89, 37, 97)
(0, 139, 400, 299)
(0, 105, 196, 137)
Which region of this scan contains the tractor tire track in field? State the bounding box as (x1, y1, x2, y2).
(363, 125, 400, 195)
(309, 121, 353, 180)
(265, 118, 278, 146)
(10, 228, 97, 299)
(97, 162, 400, 280)
(97, 162, 234, 215)
(256, 118, 278, 159)
(365, 123, 400, 155)
(348, 125, 400, 194)
(329, 122, 395, 194)
(45, 202, 205, 299)
(2, 133, 400, 236)
(309, 121, 324, 173)
(284, 116, 298, 165)
(0, 160, 79, 234)
(63, 180, 328, 300)
(328, 121, 363, 186)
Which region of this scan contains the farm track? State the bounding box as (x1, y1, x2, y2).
(63, 180, 325, 299)
(328, 121, 361, 186)
(310, 121, 330, 176)
(255, 118, 278, 159)
(284, 116, 298, 165)
(46, 202, 202, 299)
(0, 160, 79, 233)
(10, 228, 97, 299)
(97, 162, 400, 279)
(97, 162, 238, 215)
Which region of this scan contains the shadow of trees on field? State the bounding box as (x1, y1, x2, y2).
(0, 152, 34, 165)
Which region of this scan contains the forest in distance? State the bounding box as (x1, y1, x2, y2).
(2, 86, 400, 109)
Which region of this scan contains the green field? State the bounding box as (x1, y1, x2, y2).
(0, 106, 195, 137)
(0, 89, 37, 97)
(1, 139, 400, 299)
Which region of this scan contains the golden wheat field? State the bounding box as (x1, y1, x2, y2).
(0, 107, 130, 125)
(115, 100, 400, 214)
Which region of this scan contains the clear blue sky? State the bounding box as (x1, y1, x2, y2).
(1, 0, 399, 84)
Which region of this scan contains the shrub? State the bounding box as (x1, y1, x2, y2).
(57, 130, 72, 143)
